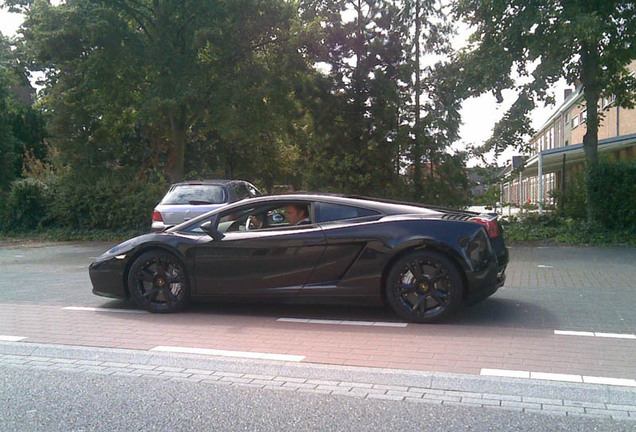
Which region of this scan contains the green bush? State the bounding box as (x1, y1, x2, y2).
(0, 190, 7, 224)
(587, 160, 636, 230)
(49, 174, 167, 231)
(551, 169, 587, 220)
(2, 178, 52, 230)
(502, 213, 636, 246)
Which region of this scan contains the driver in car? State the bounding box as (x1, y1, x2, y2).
(285, 204, 311, 225)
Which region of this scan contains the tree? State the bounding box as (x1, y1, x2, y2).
(454, 0, 636, 219)
(0, 31, 46, 190)
(11, 0, 307, 183)
(297, 0, 409, 195)
(300, 0, 466, 202)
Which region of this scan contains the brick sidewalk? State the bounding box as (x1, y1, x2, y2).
(1, 302, 635, 379)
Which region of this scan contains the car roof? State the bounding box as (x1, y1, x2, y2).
(218, 193, 445, 216)
(168, 193, 476, 233)
(170, 179, 250, 187)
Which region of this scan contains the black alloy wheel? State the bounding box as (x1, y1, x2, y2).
(127, 251, 189, 313)
(385, 250, 463, 323)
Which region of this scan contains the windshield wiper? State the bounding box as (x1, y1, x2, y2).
(188, 200, 214, 205)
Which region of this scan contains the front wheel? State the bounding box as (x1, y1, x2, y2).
(385, 250, 463, 323)
(127, 250, 189, 313)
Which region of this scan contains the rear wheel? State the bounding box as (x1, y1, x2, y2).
(127, 250, 189, 313)
(385, 250, 463, 323)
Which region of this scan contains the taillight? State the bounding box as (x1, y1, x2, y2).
(470, 216, 500, 238)
(152, 210, 163, 222)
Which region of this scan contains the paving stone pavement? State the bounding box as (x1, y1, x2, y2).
(1, 341, 635, 422)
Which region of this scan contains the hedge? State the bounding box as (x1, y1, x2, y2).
(587, 160, 636, 230)
(1, 173, 167, 232)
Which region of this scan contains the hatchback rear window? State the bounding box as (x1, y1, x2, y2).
(161, 185, 227, 205)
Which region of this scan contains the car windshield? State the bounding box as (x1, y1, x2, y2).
(161, 185, 227, 205)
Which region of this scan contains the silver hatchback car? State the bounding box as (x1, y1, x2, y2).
(151, 180, 260, 231)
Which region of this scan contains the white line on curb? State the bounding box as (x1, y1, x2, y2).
(480, 368, 529, 379)
(62, 306, 149, 314)
(480, 368, 636, 387)
(150, 346, 305, 362)
(0, 335, 27, 342)
(277, 318, 408, 327)
(554, 330, 636, 339)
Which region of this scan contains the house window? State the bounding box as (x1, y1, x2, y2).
(572, 113, 580, 128)
(603, 95, 616, 108)
(580, 110, 587, 123)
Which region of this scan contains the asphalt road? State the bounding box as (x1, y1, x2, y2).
(1, 361, 633, 432)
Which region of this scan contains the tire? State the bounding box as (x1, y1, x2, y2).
(385, 250, 463, 323)
(127, 250, 189, 313)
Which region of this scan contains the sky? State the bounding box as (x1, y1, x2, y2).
(0, 7, 565, 169)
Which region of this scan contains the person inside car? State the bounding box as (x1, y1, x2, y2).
(284, 204, 311, 226)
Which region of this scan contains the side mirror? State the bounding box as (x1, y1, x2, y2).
(200, 221, 224, 240)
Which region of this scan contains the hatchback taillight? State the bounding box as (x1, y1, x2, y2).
(152, 210, 163, 222)
(470, 216, 500, 238)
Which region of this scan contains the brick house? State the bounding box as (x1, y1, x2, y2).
(500, 61, 636, 211)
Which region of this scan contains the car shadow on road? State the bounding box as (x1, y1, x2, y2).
(187, 301, 398, 323)
(99, 295, 558, 330)
(455, 297, 559, 329)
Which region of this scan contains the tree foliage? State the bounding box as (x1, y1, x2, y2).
(0, 32, 46, 190)
(2, 0, 472, 232)
(300, 0, 469, 203)
(454, 0, 636, 158)
(454, 0, 636, 219)
(13, 0, 309, 184)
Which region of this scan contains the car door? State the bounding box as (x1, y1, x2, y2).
(194, 202, 327, 296)
(302, 202, 383, 293)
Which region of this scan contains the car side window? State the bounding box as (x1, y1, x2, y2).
(247, 184, 260, 197)
(233, 183, 249, 200)
(216, 202, 312, 233)
(315, 202, 381, 223)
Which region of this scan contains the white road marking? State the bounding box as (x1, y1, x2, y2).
(530, 372, 582, 383)
(583, 376, 636, 387)
(480, 368, 529, 379)
(63, 306, 149, 314)
(277, 318, 408, 327)
(593, 332, 636, 339)
(481, 368, 636, 387)
(537, 265, 554, 268)
(0, 335, 27, 342)
(554, 330, 636, 339)
(150, 346, 305, 362)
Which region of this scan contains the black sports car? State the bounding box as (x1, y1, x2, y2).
(89, 194, 508, 323)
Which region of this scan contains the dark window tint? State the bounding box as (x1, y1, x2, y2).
(316, 203, 381, 223)
(161, 185, 227, 205)
(233, 183, 249, 200)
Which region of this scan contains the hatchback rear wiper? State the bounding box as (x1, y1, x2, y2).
(188, 200, 214, 205)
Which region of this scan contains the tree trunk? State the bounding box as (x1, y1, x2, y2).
(580, 43, 600, 222)
(412, 0, 422, 199)
(168, 106, 186, 182)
